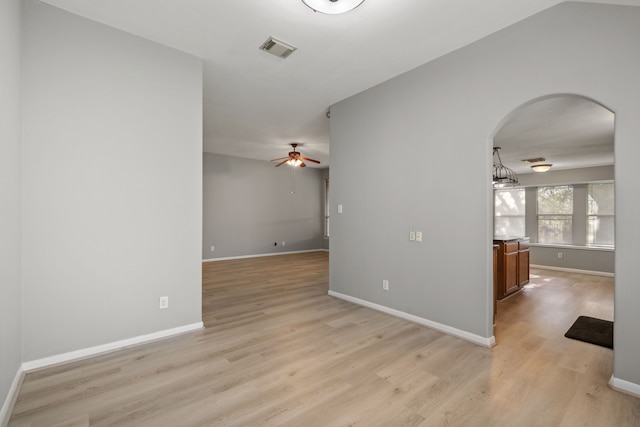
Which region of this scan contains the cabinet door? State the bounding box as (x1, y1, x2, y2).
(518, 249, 530, 286)
(504, 251, 519, 296)
(493, 248, 498, 323)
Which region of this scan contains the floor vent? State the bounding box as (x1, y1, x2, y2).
(259, 37, 297, 59)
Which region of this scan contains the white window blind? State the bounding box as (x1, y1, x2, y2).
(494, 188, 525, 237)
(537, 185, 573, 244)
(324, 178, 330, 238)
(587, 183, 614, 246)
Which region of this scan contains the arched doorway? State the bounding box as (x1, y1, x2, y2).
(490, 94, 615, 342)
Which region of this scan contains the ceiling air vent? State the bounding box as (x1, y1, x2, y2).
(259, 37, 297, 59)
(522, 157, 546, 163)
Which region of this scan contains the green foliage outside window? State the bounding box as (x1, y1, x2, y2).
(537, 186, 573, 244)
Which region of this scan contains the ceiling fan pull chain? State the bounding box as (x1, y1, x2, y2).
(291, 164, 296, 194)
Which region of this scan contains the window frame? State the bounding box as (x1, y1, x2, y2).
(323, 178, 330, 239)
(537, 185, 574, 245)
(493, 187, 526, 238)
(587, 182, 615, 247)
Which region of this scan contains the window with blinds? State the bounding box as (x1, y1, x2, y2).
(587, 183, 614, 246)
(537, 185, 573, 244)
(494, 188, 525, 237)
(324, 178, 330, 238)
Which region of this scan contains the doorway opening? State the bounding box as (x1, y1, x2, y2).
(490, 94, 615, 343)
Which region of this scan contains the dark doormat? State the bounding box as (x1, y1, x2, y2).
(564, 316, 613, 349)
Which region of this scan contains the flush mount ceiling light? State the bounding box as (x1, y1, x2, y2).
(531, 164, 553, 172)
(302, 0, 365, 14)
(493, 147, 519, 188)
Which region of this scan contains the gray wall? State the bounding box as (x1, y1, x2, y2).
(203, 153, 325, 259)
(520, 166, 615, 273)
(330, 3, 640, 385)
(530, 246, 614, 273)
(518, 165, 613, 187)
(21, 1, 203, 361)
(0, 0, 22, 419)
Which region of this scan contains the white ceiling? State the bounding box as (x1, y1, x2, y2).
(494, 95, 615, 175)
(38, 0, 639, 169)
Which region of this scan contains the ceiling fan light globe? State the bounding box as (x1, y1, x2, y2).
(531, 163, 552, 172)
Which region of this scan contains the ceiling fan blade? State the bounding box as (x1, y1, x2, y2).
(273, 145, 318, 167)
(301, 156, 320, 164)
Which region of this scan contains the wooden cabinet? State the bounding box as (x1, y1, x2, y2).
(518, 240, 530, 287)
(494, 238, 529, 300)
(503, 242, 519, 297)
(493, 245, 498, 324)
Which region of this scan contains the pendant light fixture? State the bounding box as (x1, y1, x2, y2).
(493, 147, 519, 187)
(302, 0, 365, 14)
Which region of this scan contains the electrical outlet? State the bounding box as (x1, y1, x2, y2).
(159, 296, 169, 309)
(210, 246, 215, 252)
(416, 231, 423, 242)
(409, 231, 416, 241)
(382, 280, 389, 291)
(557, 252, 563, 259)
(282, 241, 286, 246)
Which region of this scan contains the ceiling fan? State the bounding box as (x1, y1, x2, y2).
(271, 143, 320, 168)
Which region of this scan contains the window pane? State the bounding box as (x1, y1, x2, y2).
(495, 217, 525, 237)
(324, 178, 330, 238)
(537, 186, 573, 244)
(494, 188, 525, 237)
(588, 216, 614, 246)
(495, 189, 525, 216)
(537, 186, 573, 214)
(587, 183, 614, 246)
(538, 215, 572, 244)
(588, 183, 614, 215)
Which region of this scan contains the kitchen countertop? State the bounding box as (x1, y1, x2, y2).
(493, 236, 529, 242)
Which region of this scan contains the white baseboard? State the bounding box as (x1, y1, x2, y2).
(1, 366, 24, 427)
(22, 322, 203, 372)
(609, 375, 640, 399)
(327, 290, 495, 348)
(203, 249, 326, 263)
(530, 264, 614, 277)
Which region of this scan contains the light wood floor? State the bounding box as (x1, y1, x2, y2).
(9, 251, 640, 426)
